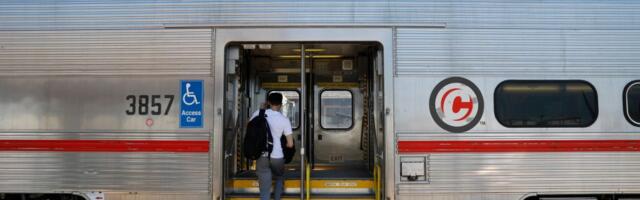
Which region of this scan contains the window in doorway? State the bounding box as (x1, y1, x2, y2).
(269, 90, 300, 129)
(320, 90, 353, 130)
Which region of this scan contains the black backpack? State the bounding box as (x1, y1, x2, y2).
(243, 109, 273, 160)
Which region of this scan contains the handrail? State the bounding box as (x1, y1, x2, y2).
(374, 165, 381, 200)
(373, 165, 377, 200)
(305, 163, 311, 200)
(299, 44, 306, 200)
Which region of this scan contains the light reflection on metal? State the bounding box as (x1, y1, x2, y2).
(292, 48, 326, 52)
(279, 55, 343, 59)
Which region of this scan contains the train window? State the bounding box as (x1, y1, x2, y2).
(624, 81, 640, 126)
(320, 90, 353, 129)
(495, 80, 598, 127)
(268, 90, 300, 129)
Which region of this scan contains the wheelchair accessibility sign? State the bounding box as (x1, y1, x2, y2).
(180, 80, 203, 128)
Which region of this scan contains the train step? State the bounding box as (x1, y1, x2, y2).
(227, 178, 374, 196)
(226, 193, 375, 200)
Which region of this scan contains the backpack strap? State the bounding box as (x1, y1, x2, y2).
(259, 109, 272, 158)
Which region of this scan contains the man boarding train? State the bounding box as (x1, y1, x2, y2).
(248, 93, 294, 200)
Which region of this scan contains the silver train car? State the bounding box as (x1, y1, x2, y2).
(1, 1, 640, 200)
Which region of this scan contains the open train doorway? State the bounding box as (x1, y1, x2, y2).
(222, 42, 384, 199)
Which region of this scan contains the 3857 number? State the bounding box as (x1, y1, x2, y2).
(125, 95, 175, 115)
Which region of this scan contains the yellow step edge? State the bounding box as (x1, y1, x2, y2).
(228, 198, 373, 200)
(230, 179, 373, 189)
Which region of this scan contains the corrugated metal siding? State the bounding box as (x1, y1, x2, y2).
(0, 29, 212, 76)
(0, 152, 210, 193)
(1, 0, 639, 30)
(0, 76, 213, 194)
(395, 28, 640, 76)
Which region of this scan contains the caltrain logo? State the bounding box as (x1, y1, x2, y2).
(429, 77, 484, 133)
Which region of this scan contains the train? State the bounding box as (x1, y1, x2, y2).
(1, 1, 640, 200)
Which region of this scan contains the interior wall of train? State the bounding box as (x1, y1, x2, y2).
(221, 42, 385, 199)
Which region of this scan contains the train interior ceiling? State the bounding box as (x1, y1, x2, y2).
(223, 42, 383, 198)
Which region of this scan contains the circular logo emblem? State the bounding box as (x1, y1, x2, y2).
(429, 77, 484, 133)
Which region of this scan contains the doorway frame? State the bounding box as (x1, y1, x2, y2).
(212, 28, 395, 199)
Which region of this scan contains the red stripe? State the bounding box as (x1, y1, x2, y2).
(398, 140, 640, 153)
(0, 140, 209, 153)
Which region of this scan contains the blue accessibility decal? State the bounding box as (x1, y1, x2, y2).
(180, 80, 203, 128)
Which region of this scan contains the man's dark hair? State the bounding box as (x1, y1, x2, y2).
(268, 93, 283, 106)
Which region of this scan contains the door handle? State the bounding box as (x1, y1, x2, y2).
(318, 134, 323, 140)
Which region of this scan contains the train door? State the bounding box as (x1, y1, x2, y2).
(223, 42, 383, 200)
(306, 43, 372, 179)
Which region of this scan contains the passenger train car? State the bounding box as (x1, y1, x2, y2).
(1, 1, 640, 200)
